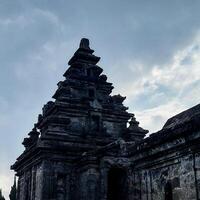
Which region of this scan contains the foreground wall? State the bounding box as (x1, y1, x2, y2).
(136, 154, 199, 200)
(128, 128, 200, 200)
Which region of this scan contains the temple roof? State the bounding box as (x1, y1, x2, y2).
(11, 38, 146, 171)
(163, 103, 200, 129)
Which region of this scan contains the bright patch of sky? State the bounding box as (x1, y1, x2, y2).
(0, 0, 200, 198)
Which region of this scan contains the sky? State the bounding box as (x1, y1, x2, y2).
(1, 0, 200, 198)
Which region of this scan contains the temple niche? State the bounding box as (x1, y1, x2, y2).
(12, 39, 200, 200)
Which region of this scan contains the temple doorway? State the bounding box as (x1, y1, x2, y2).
(107, 168, 128, 200)
(165, 181, 173, 200)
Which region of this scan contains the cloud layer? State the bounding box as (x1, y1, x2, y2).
(1, 0, 200, 198)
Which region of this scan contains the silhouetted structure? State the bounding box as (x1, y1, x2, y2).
(12, 39, 200, 200)
(0, 189, 5, 200)
(9, 177, 17, 200)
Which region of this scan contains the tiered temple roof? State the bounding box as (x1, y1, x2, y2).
(12, 38, 147, 172)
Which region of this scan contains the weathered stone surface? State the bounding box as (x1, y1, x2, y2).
(11, 39, 200, 200)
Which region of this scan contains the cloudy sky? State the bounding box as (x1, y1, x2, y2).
(1, 0, 200, 198)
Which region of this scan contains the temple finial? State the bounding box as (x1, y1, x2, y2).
(79, 38, 90, 50)
(67, 38, 98, 66)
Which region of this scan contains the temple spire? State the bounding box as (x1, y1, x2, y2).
(79, 38, 90, 50)
(124, 116, 148, 141)
(68, 38, 98, 65)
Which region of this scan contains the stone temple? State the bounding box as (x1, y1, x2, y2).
(12, 38, 200, 200)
